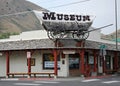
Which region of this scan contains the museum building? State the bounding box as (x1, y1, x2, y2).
(0, 12, 120, 78)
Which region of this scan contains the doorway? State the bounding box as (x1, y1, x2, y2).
(69, 53, 80, 76)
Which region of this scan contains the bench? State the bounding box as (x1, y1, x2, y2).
(7, 72, 55, 78)
(105, 70, 117, 74)
(7, 73, 28, 78)
(30, 72, 55, 78)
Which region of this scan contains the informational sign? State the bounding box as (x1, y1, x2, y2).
(27, 52, 31, 58)
(99, 44, 107, 56)
(63, 50, 76, 54)
(44, 61, 60, 68)
(89, 56, 94, 64)
(99, 44, 106, 49)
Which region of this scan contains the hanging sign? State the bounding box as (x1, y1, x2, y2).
(27, 52, 31, 58)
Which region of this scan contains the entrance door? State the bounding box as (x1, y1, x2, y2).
(105, 55, 111, 70)
(69, 53, 80, 76)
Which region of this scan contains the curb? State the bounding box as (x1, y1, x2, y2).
(0, 77, 83, 81)
(85, 75, 113, 79)
(0, 75, 115, 81)
(1, 78, 19, 81)
(0, 78, 54, 81)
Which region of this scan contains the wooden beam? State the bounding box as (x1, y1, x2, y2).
(6, 51, 10, 78)
(93, 50, 97, 72)
(114, 51, 118, 71)
(53, 50, 58, 78)
(79, 49, 85, 75)
(27, 51, 31, 78)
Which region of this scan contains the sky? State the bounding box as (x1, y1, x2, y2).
(27, 0, 120, 35)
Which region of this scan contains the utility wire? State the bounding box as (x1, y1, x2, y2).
(48, 0, 90, 9)
(0, 0, 90, 18)
(39, 0, 57, 3)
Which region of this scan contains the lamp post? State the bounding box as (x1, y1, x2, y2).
(115, 0, 118, 50)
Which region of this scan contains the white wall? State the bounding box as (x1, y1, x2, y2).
(0, 53, 6, 77)
(0, 50, 69, 77)
(10, 51, 27, 73)
(59, 54, 69, 77)
(10, 30, 48, 40)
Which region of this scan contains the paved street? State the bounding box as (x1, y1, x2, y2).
(0, 76, 120, 86)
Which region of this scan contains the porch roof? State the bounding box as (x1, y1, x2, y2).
(0, 39, 118, 51)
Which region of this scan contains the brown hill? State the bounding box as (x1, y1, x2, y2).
(101, 29, 120, 41)
(0, 0, 47, 38)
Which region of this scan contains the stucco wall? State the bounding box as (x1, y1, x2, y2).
(10, 51, 27, 73)
(0, 50, 69, 77)
(0, 54, 6, 77)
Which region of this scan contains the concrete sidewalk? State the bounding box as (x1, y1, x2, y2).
(0, 75, 114, 81)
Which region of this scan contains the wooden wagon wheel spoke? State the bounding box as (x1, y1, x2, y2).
(82, 32, 89, 40)
(47, 31, 55, 40)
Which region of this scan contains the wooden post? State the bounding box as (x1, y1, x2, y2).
(79, 49, 85, 77)
(114, 51, 118, 71)
(6, 51, 10, 78)
(103, 56, 106, 74)
(93, 50, 97, 72)
(27, 51, 31, 78)
(53, 50, 58, 78)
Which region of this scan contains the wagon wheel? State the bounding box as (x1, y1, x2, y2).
(81, 32, 89, 40)
(47, 31, 55, 40)
(72, 31, 89, 40)
(72, 31, 84, 40)
(47, 31, 66, 41)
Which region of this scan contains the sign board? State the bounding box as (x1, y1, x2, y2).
(100, 44, 106, 49)
(99, 44, 107, 56)
(27, 52, 31, 58)
(89, 56, 94, 64)
(0, 53, 2, 56)
(63, 50, 76, 54)
(44, 61, 60, 68)
(34, 10, 95, 23)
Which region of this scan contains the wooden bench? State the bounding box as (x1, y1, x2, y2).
(7, 72, 55, 78)
(30, 72, 55, 78)
(7, 73, 28, 78)
(105, 70, 117, 74)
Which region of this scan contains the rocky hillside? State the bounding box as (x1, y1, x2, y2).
(101, 29, 120, 41)
(0, 0, 47, 39)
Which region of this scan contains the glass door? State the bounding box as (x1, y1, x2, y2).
(69, 53, 80, 76)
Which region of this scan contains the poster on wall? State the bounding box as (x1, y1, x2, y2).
(43, 53, 60, 69)
(89, 56, 94, 64)
(44, 61, 60, 69)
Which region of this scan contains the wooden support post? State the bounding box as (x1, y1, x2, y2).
(79, 49, 85, 77)
(6, 51, 10, 78)
(27, 51, 31, 78)
(114, 51, 118, 71)
(103, 56, 106, 74)
(93, 50, 97, 72)
(53, 50, 58, 78)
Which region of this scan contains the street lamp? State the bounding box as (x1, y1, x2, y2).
(115, 0, 118, 50)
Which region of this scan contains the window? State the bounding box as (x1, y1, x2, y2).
(69, 54, 80, 69)
(89, 55, 94, 64)
(43, 53, 60, 69)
